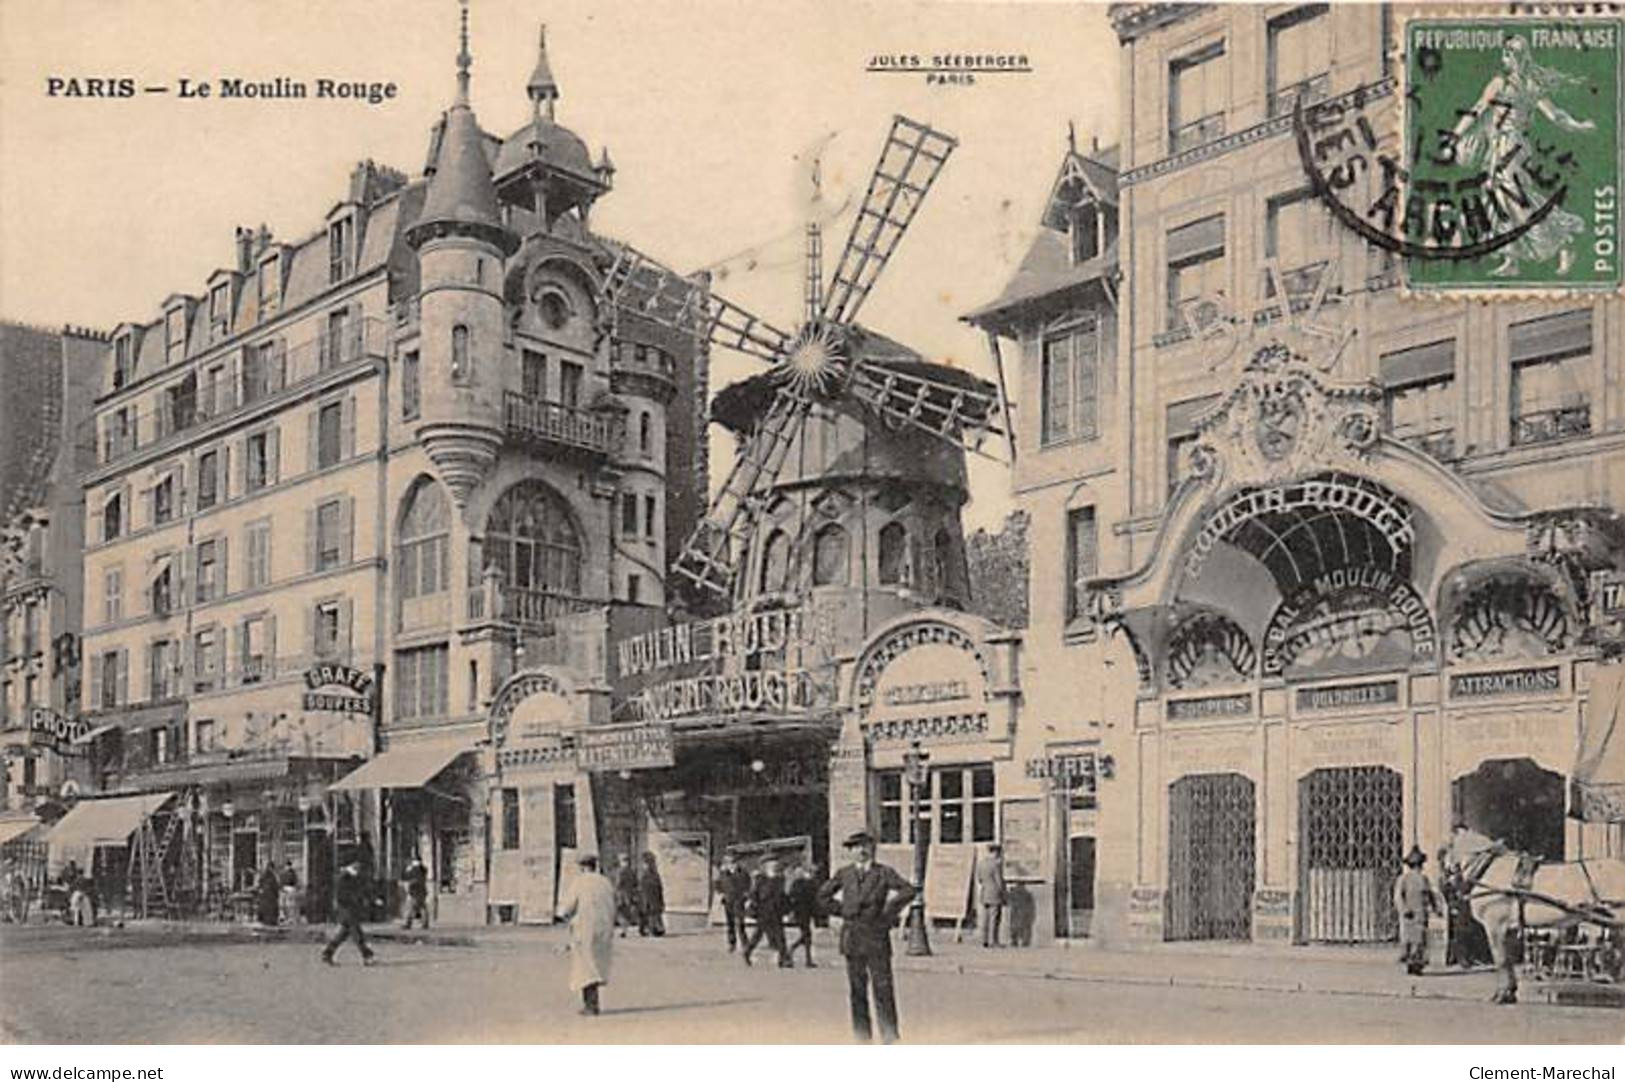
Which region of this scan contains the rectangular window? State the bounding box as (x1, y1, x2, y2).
(1511, 310, 1592, 446)
(402, 350, 421, 420)
(195, 539, 220, 603)
(195, 719, 215, 753)
(246, 432, 270, 491)
(1166, 394, 1219, 495)
(197, 450, 219, 509)
(103, 492, 123, 542)
(149, 639, 177, 700)
(323, 309, 349, 370)
(1166, 215, 1226, 333)
(395, 644, 450, 719)
(1268, 5, 1331, 117)
(1041, 335, 1073, 445)
(317, 401, 343, 469)
(245, 521, 271, 588)
(938, 768, 965, 844)
(627, 574, 642, 604)
(258, 256, 278, 315)
(153, 475, 175, 526)
(1040, 320, 1102, 447)
(1264, 189, 1334, 298)
(522, 350, 547, 399)
(151, 563, 174, 617)
(193, 627, 219, 692)
(501, 789, 520, 850)
(621, 492, 639, 536)
(1066, 506, 1098, 622)
(314, 601, 343, 660)
(1170, 40, 1226, 152)
(316, 499, 344, 570)
(209, 283, 230, 336)
(243, 342, 275, 404)
(165, 307, 186, 364)
(99, 650, 121, 709)
(113, 337, 132, 389)
(878, 771, 904, 844)
(328, 218, 352, 284)
(1381, 340, 1457, 460)
(644, 495, 658, 539)
(103, 567, 123, 624)
(241, 616, 268, 685)
(559, 361, 582, 408)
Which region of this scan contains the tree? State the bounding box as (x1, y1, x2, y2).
(966, 510, 1030, 629)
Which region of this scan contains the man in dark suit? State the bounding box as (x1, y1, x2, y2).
(816, 831, 916, 1043)
(714, 852, 751, 953)
(321, 859, 376, 966)
(742, 858, 793, 967)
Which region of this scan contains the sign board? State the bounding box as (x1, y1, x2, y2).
(648, 828, 711, 915)
(516, 786, 556, 923)
(1600, 573, 1625, 615)
(999, 798, 1044, 882)
(1449, 665, 1562, 699)
(302, 664, 375, 714)
(923, 845, 976, 922)
(1025, 752, 1096, 783)
(576, 723, 675, 772)
(1166, 693, 1253, 722)
(1294, 680, 1401, 713)
(11, 706, 90, 753)
(1253, 888, 1294, 942)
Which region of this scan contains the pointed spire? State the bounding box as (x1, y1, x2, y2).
(1067, 120, 1078, 156)
(456, 0, 472, 106)
(528, 23, 560, 121)
(596, 146, 615, 178)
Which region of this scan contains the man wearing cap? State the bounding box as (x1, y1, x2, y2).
(321, 858, 376, 967)
(558, 853, 617, 1016)
(976, 843, 1008, 949)
(817, 831, 916, 1043)
(1393, 844, 1442, 976)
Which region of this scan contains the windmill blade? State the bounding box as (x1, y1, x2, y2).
(821, 116, 957, 329)
(847, 360, 1007, 462)
(674, 386, 813, 598)
(600, 240, 793, 365)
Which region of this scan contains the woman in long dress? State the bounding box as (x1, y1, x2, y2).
(1449, 35, 1597, 277)
(558, 853, 617, 1016)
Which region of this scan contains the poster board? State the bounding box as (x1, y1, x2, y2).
(875, 843, 975, 922)
(648, 827, 711, 915)
(708, 835, 814, 924)
(999, 798, 1045, 882)
(554, 846, 578, 919)
(516, 786, 556, 923)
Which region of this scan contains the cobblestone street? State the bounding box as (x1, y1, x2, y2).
(3, 925, 1620, 1044)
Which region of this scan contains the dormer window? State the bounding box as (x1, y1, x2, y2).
(165, 307, 187, 365)
(328, 217, 353, 285)
(209, 282, 230, 339)
(113, 335, 133, 390)
(1071, 205, 1101, 264)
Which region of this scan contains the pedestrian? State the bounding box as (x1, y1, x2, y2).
(613, 854, 640, 938)
(321, 859, 376, 966)
(558, 853, 616, 1016)
(977, 843, 1007, 948)
(816, 831, 916, 1044)
(256, 862, 281, 927)
(1393, 845, 1441, 976)
(743, 858, 792, 968)
(1007, 882, 1035, 947)
(714, 851, 750, 953)
(62, 859, 93, 927)
(400, 853, 430, 930)
(787, 863, 821, 967)
(637, 852, 666, 937)
(279, 861, 300, 926)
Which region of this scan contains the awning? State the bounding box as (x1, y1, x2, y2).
(328, 744, 472, 792)
(72, 723, 119, 746)
(0, 819, 41, 846)
(47, 792, 174, 850)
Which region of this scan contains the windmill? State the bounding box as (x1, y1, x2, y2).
(596, 115, 1007, 599)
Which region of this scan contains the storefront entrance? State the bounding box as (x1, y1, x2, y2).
(1452, 757, 1565, 861)
(1167, 772, 1255, 941)
(1298, 765, 1401, 942)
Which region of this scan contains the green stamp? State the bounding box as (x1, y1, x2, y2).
(1403, 17, 1622, 293)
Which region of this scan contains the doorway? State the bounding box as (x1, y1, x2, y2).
(1298, 765, 1402, 942)
(1452, 757, 1565, 861)
(1167, 773, 1256, 941)
(232, 829, 259, 891)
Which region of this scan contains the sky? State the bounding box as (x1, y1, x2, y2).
(0, 0, 1120, 530)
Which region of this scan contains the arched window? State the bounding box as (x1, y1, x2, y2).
(878, 522, 909, 586)
(760, 530, 790, 593)
(639, 412, 652, 455)
(484, 481, 583, 596)
(397, 479, 451, 600)
(812, 524, 850, 587)
(451, 324, 470, 383)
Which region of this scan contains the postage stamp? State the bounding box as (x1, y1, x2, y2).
(1402, 16, 1623, 294)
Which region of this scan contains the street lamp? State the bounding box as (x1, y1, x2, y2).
(902, 738, 931, 957)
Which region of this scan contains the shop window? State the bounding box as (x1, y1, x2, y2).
(877, 765, 997, 846)
(971, 765, 996, 841)
(1170, 40, 1226, 152)
(501, 788, 520, 850)
(1510, 309, 1592, 446)
(878, 771, 904, 844)
(878, 522, 909, 586)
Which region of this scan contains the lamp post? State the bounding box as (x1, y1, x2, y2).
(903, 738, 931, 957)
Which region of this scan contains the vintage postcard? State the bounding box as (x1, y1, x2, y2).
(1, 0, 1623, 1055)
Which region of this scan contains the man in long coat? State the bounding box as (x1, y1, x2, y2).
(558, 853, 617, 1016)
(637, 852, 666, 937)
(714, 852, 751, 953)
(976, 844, 1008, 948)
(817, 831, 916, 1043)
(1393, 845, 1441, 976)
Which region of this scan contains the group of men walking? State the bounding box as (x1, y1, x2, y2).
(715, 852, 821, 968)
(611, 852, 667, 937)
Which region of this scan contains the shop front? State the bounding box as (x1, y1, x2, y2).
(1084, 338, 1624, 946)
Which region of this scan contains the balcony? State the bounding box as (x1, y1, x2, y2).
(98, 317, 388, 468)
(1268, 73, 1331, 119)
(1169, 113, 1225, 155)
(466, 578, 603, 632)
(503, 392, 621, 457)
(1512, 403, 1591, 447)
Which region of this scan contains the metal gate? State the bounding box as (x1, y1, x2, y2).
(1298, 766, 1401, 943)
(1167, 773, 1255, 941)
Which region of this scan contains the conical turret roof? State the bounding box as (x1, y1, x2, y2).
(419, 103, 506, 233)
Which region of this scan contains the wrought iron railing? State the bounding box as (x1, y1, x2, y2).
(502, 392, 620, 455)
(1268, 72, 1332, 118)
(1512, 404, 1591, 447)
(466, 579, 602, 629)
(1169, 113, 1225, 154)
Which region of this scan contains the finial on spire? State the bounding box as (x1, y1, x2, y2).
(456, 0, 472, 106)
(1067, 120, 1077, 155)
(527, 20, 560, 121)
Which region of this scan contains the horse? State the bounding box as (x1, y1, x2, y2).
(1446, 831, 1625, 1004)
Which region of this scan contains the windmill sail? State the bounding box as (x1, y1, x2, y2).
(1574, 661, 1625, 821)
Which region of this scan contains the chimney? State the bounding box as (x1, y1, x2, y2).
(235, 227, 254, 274)
(254, 223, 272, 254)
